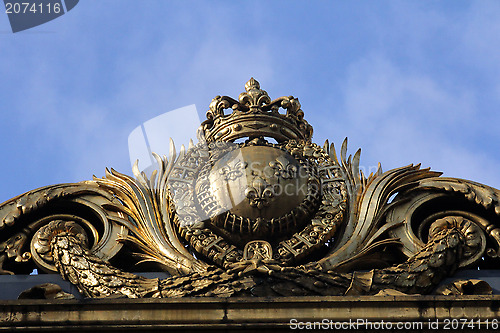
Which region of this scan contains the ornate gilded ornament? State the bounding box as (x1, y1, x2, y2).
(1, 78, 500, 298)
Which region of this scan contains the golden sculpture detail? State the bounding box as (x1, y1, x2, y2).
(1, 78, 500, 298)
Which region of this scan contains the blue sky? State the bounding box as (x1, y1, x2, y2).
(1, 1, 500, 203)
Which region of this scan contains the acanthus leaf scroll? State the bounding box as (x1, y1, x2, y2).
(1, 78, 500, 298)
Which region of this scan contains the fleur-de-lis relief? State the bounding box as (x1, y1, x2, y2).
(4, 78, 500, 302)
(219, 160, 247, 181)
(239, 77, 271, 110)
(269, 156, 298, 179)
(245, 177, 275, 209)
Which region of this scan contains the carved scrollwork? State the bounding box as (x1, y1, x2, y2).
(422, 214, 486, 268)
(32, 220, 90, 273)
(385, 176, 500, 271)
(4, 78, 500, 299)
(0, 183, 127, 275)
(14, 202, 484, 298)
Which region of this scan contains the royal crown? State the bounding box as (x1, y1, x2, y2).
(198, 78, 313, 143)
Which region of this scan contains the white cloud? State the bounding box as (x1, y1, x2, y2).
(335, 53, 500, 189)
(2, 0, 500, 203)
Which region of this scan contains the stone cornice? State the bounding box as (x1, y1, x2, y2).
(1, 295, 500, 332)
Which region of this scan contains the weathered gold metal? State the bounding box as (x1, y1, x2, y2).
(1, 78, 500, 299)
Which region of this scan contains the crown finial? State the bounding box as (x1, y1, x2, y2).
(239, 78, 270, 109)
(245, 77, 260, 91)
(199, 79, 313, 143)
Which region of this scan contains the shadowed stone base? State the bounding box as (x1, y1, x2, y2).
(1, 295, 499, 332)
